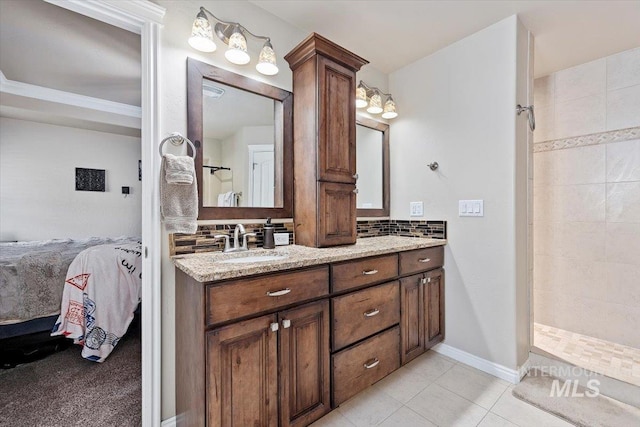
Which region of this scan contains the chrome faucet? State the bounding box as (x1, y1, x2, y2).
(214, 224, 256, 253)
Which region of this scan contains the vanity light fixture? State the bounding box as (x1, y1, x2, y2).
(356, 80, 398, 119)
(188, 6, 279, 76)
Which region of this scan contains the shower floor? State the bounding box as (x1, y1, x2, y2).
(534, 323, 640, 386)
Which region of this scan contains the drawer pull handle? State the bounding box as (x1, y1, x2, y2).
(418, 258, 431, 263)
(362, 269, 378, 275)
(266, 288, 291, 297)
(364, 358, 380, 369)
(364, 308, 380, 317)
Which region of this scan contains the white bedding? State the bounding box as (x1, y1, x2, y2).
(51, 241, 142, 362)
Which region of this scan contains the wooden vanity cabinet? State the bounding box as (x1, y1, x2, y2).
(175, 244, 446, 426)
(176, 268, 331, 427)
(285, 33, 368, 248)
(399, 247, 446, 365)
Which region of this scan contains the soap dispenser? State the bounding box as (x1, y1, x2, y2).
(263, 217, 275, 249)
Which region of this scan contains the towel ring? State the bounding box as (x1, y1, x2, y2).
(159, 132, 197, 159)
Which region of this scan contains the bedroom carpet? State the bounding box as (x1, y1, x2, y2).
(0, 330, 141, 427)
(513, 369, 640, 427)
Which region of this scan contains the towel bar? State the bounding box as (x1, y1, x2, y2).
(159, 132, 197, 159)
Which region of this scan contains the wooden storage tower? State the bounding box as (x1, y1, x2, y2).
(285, 33, 369, 247)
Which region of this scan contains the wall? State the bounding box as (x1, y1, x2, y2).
(533, 47, 640, 348)
(0, 117, 141, 241)
(154, 0, 389, 419)
(201, 136, 222, 206)
(389, 16, 530, 371)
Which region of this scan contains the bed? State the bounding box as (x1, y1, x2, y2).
(0, 237, 141, 364)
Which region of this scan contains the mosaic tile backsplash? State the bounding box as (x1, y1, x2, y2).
(170, 220, 445, 256)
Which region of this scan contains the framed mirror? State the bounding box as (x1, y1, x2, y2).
(187, 57, 293, 219)
(356, 117, 390, 217)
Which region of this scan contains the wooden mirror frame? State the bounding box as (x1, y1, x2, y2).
(187, 57, 293, 219)
(356, 117, 390, 218)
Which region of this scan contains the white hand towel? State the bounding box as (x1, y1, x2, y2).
(160, 154, 198, 233)
(217, 193, 225, 207)
(164, 153, 194, 184)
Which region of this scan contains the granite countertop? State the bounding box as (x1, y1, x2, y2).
(172, 235, 446, 283)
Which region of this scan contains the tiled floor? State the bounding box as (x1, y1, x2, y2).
(534, 323, 640, 386)
(311, 351, 575, 427)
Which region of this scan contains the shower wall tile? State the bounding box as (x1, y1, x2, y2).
(533, 48, 640, 348)
(554, 58, 606, 103)
(558, 184, 606, 222)
(606, 47, 640, 91)
(603, 303, 640, 349)
(534, 74, 555, 108)
(554, 94, 606, 140)
(605, 222, 640, 265)
(533, 104, 555, 143)
(606, 85, 640, 131)
(554, 144, 605, 185)
(605, 262, 640, 308)
(606, 182, 640, 223)
(606, 139, 640, 182)
(532, 151, 555, 187)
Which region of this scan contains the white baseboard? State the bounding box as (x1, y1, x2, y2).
(161, 416, 176, 427)
(432, 343, 528, 384)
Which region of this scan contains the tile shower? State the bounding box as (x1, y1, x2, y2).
(532, 47, 640, 385)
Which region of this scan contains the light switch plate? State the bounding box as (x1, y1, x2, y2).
(274, 233, 289, 246)
(410, 201, 424, 217)
(459, 200, 484, 217)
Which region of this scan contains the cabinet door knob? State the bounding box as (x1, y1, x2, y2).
(362, 269, 378, 275)
(363, 308, 380, 317)
(353, 188, 359, 194)
(282, 319, 291, 329)
(353, 173, 359, 180)
(266, 288, 291, 297)
(363, 358, 380, 369)
(421, 277, 427, 285)
(270, 322, 279, 332)
(427, 277, 432, 283)
(418, 258, 431, 263)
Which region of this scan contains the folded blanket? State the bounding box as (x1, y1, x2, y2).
(51, 242, 142, 362)
(160, 154, 198, 234)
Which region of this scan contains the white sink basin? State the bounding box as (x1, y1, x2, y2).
(219, 254, 288, 264)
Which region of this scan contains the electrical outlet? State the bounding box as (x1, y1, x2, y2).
(410, 201, 424, 217)
(274, 233, 289, 246)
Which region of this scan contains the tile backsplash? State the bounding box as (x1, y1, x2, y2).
(171, 222, 294, 256)
(170, 219, 446, 255)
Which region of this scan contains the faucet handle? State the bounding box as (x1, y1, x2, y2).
(242, 232, 257, 249)
(213, 234, 230, 252)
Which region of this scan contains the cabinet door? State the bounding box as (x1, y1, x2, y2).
(317, 182, 357, 247)
(279, 300, 331, 427)
(400, 274, 425, 365)
(317, 56, 357, 184)
(425, 268, 445, 349)
(206, 314, 278, 427)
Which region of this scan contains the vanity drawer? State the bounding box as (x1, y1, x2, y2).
(332, 326, 400, 405)
(332, 281, 400, 350)
(399, 246, 444, 276)
(331, 254, 398, 293)
(206, 266, 329, 326)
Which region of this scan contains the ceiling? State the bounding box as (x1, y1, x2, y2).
(0, 0, 141, 106)
(250, 0, 640, 77)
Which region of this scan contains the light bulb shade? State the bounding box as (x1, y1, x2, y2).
(381, 97, 398, 119)
(356, 85, 368, 108)
(188, 12, 216, 52)
(256, 41, 279, 75)
(367, 92, 383, 114)
(225, 28, 250, 65)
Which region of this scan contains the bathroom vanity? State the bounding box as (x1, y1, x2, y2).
(173, 236, 446, 426)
